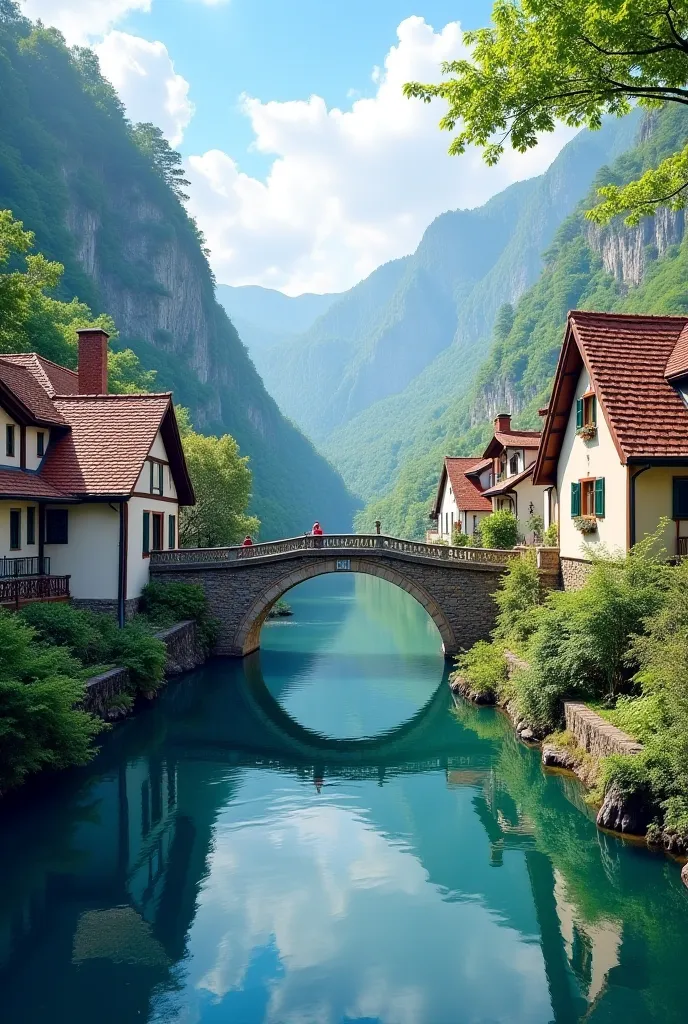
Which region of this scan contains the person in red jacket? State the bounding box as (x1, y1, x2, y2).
(241, 535, 253, 546)
(311, 522, 323, 536)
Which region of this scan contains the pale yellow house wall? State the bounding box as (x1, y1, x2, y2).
(511, 475, 546, 543)
(45, 503, 120, 600)
(0, 406, 20, 468)
(635, 467, 688, 556)
(558, 366, 628, 559)
(25, 426, 50, 471)
(0, 501, 39, 558)
(127, 495, 179, 599)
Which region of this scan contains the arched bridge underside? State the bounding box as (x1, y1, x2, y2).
(150, 535, 560, 658)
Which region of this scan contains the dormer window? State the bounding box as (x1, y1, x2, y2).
(6, 424, 15, 458)
(509, 453, 520, 476)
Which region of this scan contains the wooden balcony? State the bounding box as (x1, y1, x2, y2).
(0, 574, 70, 609)
(0, 555, 51, 578)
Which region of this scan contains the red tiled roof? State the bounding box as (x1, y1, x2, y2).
(464, 457, 492, 478)
(0, 359, 66, 425)
(535, 311, 688, 484)
(1, 353, 79, 397)
(0, 467, 71, 500)
(41, 394, 173, 497)
(482, 462, 535, 498)
(432, 457, 492, 515)
(494, 430, 541, 448)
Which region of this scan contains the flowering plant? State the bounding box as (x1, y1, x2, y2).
(573, 515, 597, 534)
(576, 424, 597, 441)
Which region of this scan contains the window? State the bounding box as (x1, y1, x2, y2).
(576, 393, 597, 429)
(445, 512, 449, 535)
(6, 423, 15, 458)
(509, 453, 520, 476)
(673, 478, 688, 519)
(152, 512, 163, 551)
(571, 478, 605, 518)
(45, 508, 68, 544)
(142, 511, 150, 555)
(150, 460, 164, 496)
(27, 506, 35, 546)
(36, 431, 45, 458)
(9, 509, 21, 550)
(168, 514, 176, 550)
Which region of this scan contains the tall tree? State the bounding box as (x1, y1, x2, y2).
(405, 1, 688, 224)
(130, 123, 191, 202)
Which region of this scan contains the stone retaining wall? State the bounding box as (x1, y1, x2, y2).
(83, 620, 205, 718)
(564, 701, 643, 758)
(560, 557, 592, 591)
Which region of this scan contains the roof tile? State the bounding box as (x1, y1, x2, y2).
(444, 457, 493, 512)
(0, 359, 66, 424)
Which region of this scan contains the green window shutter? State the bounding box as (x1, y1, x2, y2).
(591, 394, 597, 426)
(168, 514, 176, 549)
(594, 477, 605, 517)
(142, 511, 150, 555)
(571, 481, 581, 517)
(576, 398, 583, 429)
(673, 478, 688, 519)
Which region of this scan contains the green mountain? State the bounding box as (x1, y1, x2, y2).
(216, 284, 339, 347)
(355, 105, 688, 538)
(0, 7, 357, 538)
(253, 114, 637, 446)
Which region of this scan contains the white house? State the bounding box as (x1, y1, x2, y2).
(480, 414, 547, 543)
(429, 457, 493, 542)
(534, 310, 688, 587)
(0, 328, 194, 621)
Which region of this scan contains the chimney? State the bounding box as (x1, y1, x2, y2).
(77, 327, 109, 395)
(494, 413, 511, 433)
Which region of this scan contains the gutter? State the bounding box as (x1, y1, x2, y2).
(629, 464, 652, 548)
(117, 501, 127, 628)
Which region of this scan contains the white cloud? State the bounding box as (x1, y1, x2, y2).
(20, 0, 152, 44)
(187, 16, 579, 295)
(95, 32, 194, 146)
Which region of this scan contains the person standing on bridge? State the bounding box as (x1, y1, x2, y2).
(241, 535, 253, 546)
(311, 522, 323, 536)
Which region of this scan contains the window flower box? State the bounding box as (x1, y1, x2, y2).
(573, 515, 598, 534)
(576, 424, 597, 441)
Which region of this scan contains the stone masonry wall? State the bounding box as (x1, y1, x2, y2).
(564, 701, 643, 758)
(152, 553, 512, 657)
(82, 619, 205, 718)
(561, 557, 592, 591)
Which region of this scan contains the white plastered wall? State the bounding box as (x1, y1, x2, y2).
(134, 431, 178, 500)
(25, 426, 50, 471)
(0, 500, 39, 558)
(557, 366, 628, 559)
(127, 495, 179, 599)
(438, 478, 458, 540)
(510, 475, 546, 542)
(0, 406, 20, 468)
(45, 503, 120, 600)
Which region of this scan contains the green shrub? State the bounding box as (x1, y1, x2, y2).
(140, 581, 219, 652)
(453, 640, 508, 698)
(542, 522, 558, 547)
(20, 603, 112, 665)
(526, 513, 544, 543)
(110, 621, 167, 694)
(493, 550, 545, 646)
(478, 510, 519, 549)
(451, 527, 471, 546)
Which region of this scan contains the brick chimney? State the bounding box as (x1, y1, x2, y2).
(494, 413, 511, 432)
(77, 327, 109, 394)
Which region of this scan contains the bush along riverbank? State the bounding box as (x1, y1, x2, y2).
(0, 583, 218, 798)
(450, 535, 688, 860)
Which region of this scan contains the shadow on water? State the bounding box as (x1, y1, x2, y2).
(1, 576, 688, 1023)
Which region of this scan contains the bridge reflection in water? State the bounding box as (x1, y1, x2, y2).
(3, 561, 688, 1024)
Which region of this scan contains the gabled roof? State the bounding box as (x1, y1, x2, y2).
(431, 457, 493, 517)
(464, 457, 492, 479)
(483, 429, 541, 459)
(664, 322, 688, 381)
(1, 353, 79, 397)
(0, 359, 66, 425)
(481, 462, 534, 498)
(535, 311, 688, 484)
(0, 467, 72, 501)
(40, 394, 194, 503)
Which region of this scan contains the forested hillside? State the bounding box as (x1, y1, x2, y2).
(250, 114, 636, 445)
(0, 4, 357, 538)
(357, 105, 688, 538)
(216, 284, 339, 358)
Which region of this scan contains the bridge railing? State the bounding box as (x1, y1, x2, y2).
(150, 534, 523, 568)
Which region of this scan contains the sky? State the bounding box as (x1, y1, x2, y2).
(20, 1, 579, 295)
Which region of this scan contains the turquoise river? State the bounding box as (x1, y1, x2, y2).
(2, 574, 688, 1023)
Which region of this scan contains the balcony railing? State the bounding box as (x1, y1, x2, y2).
(0, 574, 70, 608)
(0, 556, 51, 578)
(678, 538, 688, 558)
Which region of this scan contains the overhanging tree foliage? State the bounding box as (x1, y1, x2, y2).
(404, 0, 688, 224)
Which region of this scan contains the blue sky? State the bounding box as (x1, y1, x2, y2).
(22, 1, 574, 294)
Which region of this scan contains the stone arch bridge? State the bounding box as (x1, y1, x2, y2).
(150, 534, 559, 658)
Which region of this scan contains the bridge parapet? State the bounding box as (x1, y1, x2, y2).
(150, 534, 523, 570)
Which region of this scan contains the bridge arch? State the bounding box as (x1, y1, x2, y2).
(236, 557, 455, 656)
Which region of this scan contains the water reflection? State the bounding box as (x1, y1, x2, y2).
(1, 577, 687, 1023)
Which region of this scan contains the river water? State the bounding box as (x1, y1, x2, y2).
(1, 574, 688, 1023)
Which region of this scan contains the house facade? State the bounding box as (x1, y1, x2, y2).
(480, 415, 546, 543)
(0, 328, 194, 620)
(429, 457, 493, 542)
(535, 311, 688, 587)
